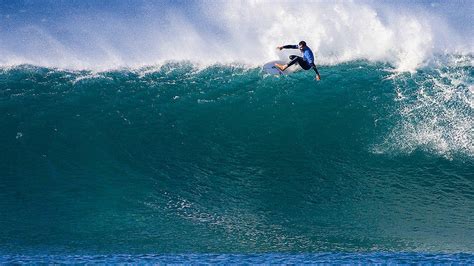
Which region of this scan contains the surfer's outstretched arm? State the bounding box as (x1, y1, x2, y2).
(277, 45, 298, 50)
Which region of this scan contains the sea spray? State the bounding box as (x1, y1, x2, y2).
(0, 1, 472, 71)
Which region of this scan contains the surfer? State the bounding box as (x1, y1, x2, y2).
(275, 41, 321, 80)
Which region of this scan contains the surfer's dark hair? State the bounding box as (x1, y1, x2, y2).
(299, 41, 307, 46)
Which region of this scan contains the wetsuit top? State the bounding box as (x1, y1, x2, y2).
(302, 47, 315, 65)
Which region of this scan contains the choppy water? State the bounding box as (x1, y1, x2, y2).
(2, 253, 474, 264)
(1, 56, 473, 261)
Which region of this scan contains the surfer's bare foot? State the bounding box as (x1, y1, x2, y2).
(275, 63, 287, 71)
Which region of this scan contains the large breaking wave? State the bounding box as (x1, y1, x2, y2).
(0, 0, 473, 255)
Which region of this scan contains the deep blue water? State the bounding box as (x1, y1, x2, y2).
(2, 253, 474, 264)
(0, 58, 473, 263)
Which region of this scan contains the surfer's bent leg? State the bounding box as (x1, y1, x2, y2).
(287, 55, 300, 67)
(288, 55, 311, 70)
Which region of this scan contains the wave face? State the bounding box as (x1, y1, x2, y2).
(1, 56, 473, 254)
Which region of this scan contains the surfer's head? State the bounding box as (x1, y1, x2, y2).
(298, 41, 307, 51)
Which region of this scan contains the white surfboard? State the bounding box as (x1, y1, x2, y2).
(262, 60, 299, 76)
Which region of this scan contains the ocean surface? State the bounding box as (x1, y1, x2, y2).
(1, 57, 473, 263)
(1, 0, 473, 263)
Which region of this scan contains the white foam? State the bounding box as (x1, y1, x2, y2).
(373, 55, 474, 159)
(0, 1, 472, 71)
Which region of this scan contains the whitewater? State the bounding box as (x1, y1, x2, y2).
(0, 0, 473, 263)
(1, 1, 472, 71)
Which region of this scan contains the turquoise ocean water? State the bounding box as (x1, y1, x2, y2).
(1, 0, 473, 262)
(0, 57, 473, 263)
